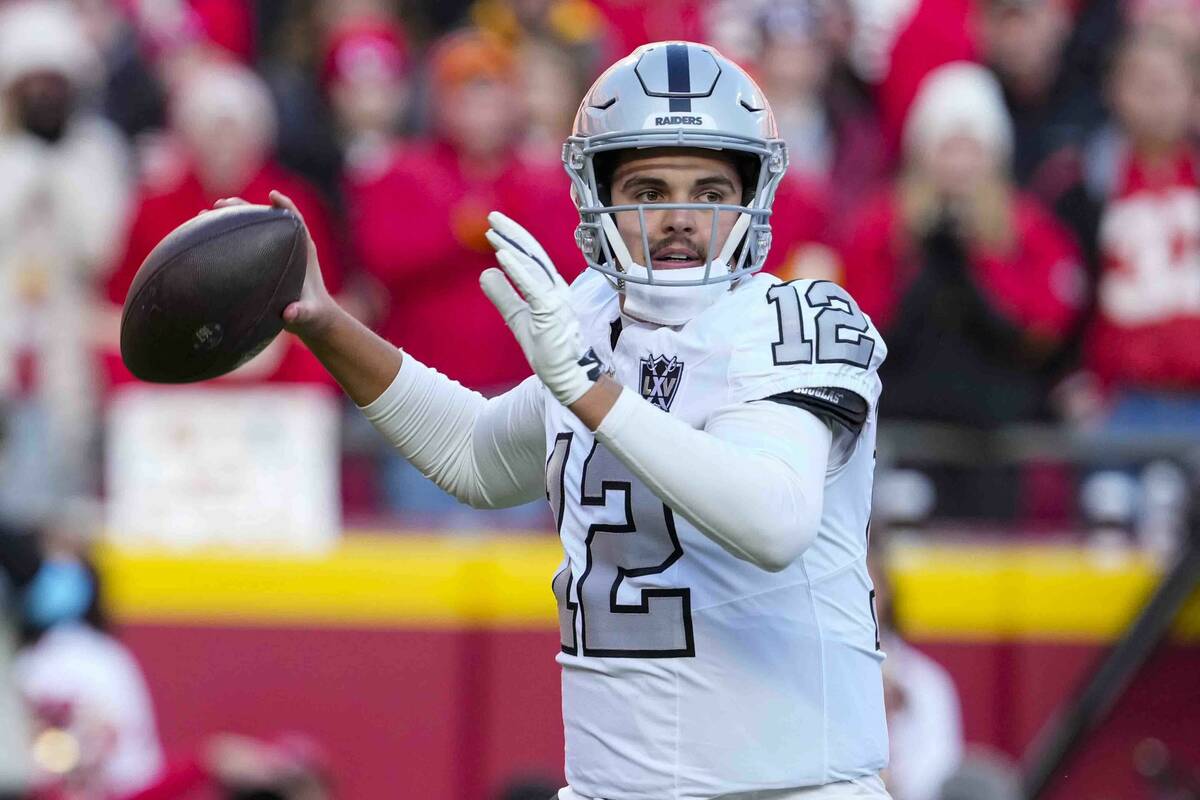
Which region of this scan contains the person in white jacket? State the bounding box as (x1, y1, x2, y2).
(0, 0, 131, 524)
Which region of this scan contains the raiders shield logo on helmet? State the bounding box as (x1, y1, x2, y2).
(640, 354, 684, 411)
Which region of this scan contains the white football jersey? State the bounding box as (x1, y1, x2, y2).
(543, 270, 889, 799)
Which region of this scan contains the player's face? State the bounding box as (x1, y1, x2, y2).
(609, 149, 744, 271)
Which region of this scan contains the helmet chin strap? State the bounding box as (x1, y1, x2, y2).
(601, 213, 751, 326)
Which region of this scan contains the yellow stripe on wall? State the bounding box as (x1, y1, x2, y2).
(96, 534, 562, 628)
(95, 535, 1200, 641)
(889, 542, 1200, 642)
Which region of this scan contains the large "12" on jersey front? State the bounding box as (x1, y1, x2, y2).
(547, 433, 696, 658)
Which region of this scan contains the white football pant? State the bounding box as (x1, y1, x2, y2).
(558, 773, 893, 800)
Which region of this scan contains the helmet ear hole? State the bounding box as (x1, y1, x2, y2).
(735, 154, 760, 205)
(593, 151, 618, 206)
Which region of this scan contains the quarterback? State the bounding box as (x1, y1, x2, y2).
(221, 42, 889, 800)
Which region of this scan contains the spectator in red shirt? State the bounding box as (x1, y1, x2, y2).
(1083, 30, 1200, 431)
(841, 62, 1085, 425)
(344, 29, 578, 522)
(104, 60, 344, 389)
(346, 30, 579, 394)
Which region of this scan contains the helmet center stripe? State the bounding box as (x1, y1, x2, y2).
(666, 43, 691, 112)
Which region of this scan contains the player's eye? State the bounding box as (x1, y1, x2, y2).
(637, 190, 662, 202)
(697, 191, 724, 203)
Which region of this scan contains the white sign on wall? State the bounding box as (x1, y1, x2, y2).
(106, 385, 341, 551)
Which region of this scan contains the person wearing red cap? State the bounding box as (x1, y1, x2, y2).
(322, 16, 412, 175)
(345, 29, 579, 520)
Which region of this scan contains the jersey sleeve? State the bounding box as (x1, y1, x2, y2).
(360, 356, 548, 508)
(727, 278, 888, 413)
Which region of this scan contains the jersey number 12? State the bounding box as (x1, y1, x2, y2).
(768, 280, 875, 368)
(547, 433, 696, 659)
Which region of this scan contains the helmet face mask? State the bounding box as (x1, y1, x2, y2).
(562, 42, 788, 308)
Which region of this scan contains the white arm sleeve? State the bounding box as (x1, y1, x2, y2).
(359, 355, 547, 509)
(595, 387, 831, 572)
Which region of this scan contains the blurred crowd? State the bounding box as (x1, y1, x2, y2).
(1, 1, 1198, 797)
(0, 0, 1197, 527)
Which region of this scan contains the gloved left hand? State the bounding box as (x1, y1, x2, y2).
(480, 211, 607, 406)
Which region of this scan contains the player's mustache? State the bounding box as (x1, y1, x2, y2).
(648, 237, 705, 261)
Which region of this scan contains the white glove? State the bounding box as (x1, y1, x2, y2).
(481, 211, 607, 406)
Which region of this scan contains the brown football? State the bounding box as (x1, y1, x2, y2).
(120, 204, 307, 383)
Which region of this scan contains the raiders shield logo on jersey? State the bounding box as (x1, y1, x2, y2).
(640, 355, 684, 411)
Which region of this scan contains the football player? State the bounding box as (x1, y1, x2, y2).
(220, 41, 889, 800)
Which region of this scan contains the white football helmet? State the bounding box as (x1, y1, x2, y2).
(563, 41, 788, 324)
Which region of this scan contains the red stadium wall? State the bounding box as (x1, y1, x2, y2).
(96, 537, 1200, 800)
(917, 641, 1200, 800)
(119, 625, 567, 799)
